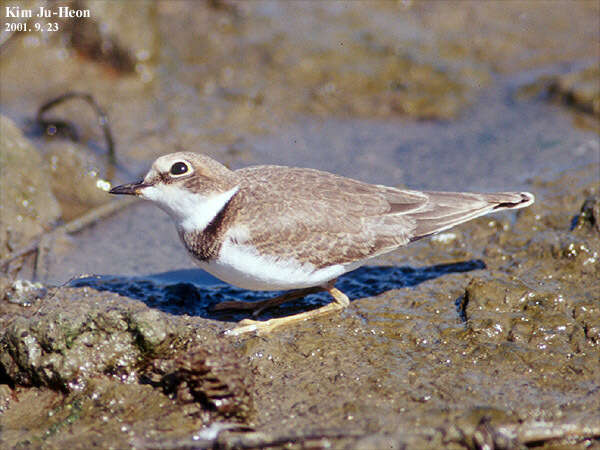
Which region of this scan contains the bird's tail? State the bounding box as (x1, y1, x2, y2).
(409, 191, 535, 241)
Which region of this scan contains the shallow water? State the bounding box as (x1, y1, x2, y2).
(38, 67, 599, 287)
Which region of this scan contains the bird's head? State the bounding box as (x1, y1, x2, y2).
(109, 152, 240, 231)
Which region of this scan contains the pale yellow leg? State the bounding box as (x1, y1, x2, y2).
(224, 285, 350, 337)
(212, 286, 324, 317)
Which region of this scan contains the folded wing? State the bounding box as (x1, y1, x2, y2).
(235, 166, 534, 266)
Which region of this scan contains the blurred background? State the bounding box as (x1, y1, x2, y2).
(1, 0, 598, 282)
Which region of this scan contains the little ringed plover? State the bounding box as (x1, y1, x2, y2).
(109, 152, 534, 336)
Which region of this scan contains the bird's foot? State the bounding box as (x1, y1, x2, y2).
(223, 318, 278, 336)
(223, 294, 348, 336)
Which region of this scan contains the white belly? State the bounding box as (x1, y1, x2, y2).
(194, 239, 362, 291)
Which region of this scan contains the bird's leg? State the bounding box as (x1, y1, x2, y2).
(224, 281, 350, 336)
(212, 286, 325, 316)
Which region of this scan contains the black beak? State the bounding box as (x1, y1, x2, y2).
(109, 180, 149, 196)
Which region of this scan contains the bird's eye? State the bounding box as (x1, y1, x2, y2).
(170, 161, 189, 176)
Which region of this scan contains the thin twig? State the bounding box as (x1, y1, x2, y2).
(36, 91, 116, 169)
(0, 197, 138, 272)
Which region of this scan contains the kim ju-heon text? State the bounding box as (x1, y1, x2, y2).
(5, 5, 90, 19)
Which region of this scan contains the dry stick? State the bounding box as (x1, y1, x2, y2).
(496, 416, 600, 445)
(133, 429, 363, 450)
(0, 197, 138, 273)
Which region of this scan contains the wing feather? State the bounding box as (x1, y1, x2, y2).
(232, 166, 533, 266)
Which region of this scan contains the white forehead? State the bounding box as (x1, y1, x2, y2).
(152, 154, 191, 173)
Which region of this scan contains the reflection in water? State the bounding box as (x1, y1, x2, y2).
(70, 260, 485, 321)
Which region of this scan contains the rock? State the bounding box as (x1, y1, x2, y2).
(65, 0, 158, 74)
(573, 195, 600, 233)
(0, 115, 61, 259)
(44, 140, 113, 222)
(0, 275, 254, 424)
(548, 66, 600, 117)
(148, 346, 254, 421)
(0, 281, 171, 389)
(3, 279, 47, 306)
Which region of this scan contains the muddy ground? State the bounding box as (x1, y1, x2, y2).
(1, 1, 599, 449)
(2, 162, 599, 449)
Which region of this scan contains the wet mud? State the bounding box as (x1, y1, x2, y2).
(1, 1, 599, 448)
(2, 163, 599, 448)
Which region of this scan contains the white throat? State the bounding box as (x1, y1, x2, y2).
(140, 184, 239, 233)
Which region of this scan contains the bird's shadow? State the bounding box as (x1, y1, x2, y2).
(69, 260, 485, 322)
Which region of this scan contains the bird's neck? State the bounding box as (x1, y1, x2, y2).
(165, 185, 239, 234)
(176, 186, 240, 261)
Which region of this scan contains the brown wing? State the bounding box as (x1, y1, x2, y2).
(233, 166, 422, 267)
(232, 166, 534, 267)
